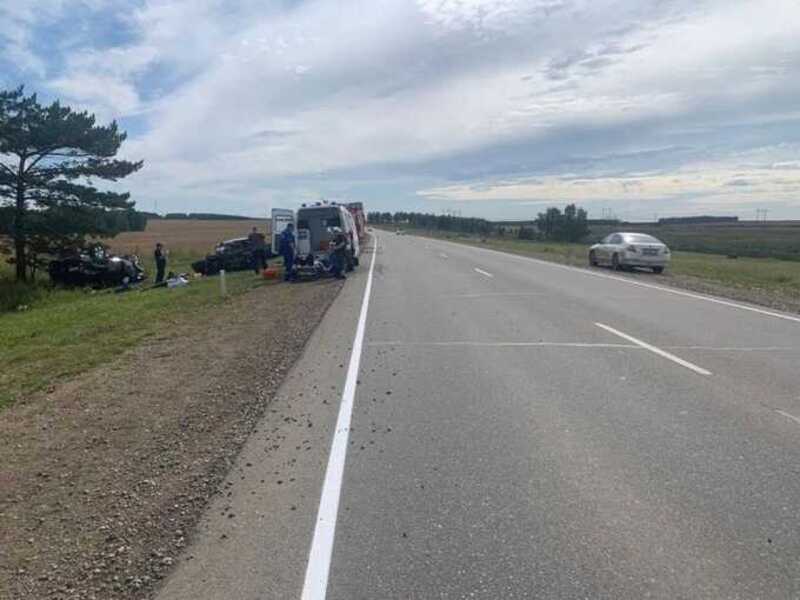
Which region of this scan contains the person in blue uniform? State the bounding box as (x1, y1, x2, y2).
(279, 223, 296, 281)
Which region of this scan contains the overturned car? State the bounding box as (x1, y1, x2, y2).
(48, 243, 146, 287)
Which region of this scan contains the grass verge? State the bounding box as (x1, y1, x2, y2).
(0, 254, 278, 409)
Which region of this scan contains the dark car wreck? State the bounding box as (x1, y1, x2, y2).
(191, 237, 272, 275)
(48, 243, 146, 287)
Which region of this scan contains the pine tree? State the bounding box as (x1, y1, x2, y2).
(0, 86, 143, 281)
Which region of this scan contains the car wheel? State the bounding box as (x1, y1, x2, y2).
(589, 251, 598, 267)
(652, 266, 664, 274)
(611, 253, 620, 271)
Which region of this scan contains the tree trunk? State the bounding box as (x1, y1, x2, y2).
(14, 157, 27, 282)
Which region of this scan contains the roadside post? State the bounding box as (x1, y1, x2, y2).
(220, 269, 227, 297)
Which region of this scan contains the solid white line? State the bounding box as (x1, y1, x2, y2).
(595, 323, 712, 376)
(300, 238, 378, 600)
(428, 237, 800, 324)
(775, 409, 800, 426)
(474, 268, 494, 278)
(367, 341, 638, 348)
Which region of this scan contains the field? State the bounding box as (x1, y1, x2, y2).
(587, 220, 800, 261)
(383, 227, 800, 314)
(109, 218, 270, 256)
(0, 219, 278, 409)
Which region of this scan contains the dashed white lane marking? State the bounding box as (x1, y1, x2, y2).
(595, 323, 712, 376)
(301, 238, 378, 600)
(774, 409, 800, 426)
(474, 268, 494, 278)
(429, 238, 800, 325)
(439, 252, 448, 259)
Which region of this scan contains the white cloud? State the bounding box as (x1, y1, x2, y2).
(5, 0, 800, 217)
(417, 144, 800, 221)
(49, 73, 142, 122)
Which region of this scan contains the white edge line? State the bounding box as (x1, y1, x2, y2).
(595, 322, 711, 376)
(474, 267, 494, 278)
(774, 409, 800, 426)
(429, 237, 800, 324)
(300, 236, 378, 600)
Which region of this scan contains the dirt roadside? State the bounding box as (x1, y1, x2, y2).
(0, 277, 342, 599)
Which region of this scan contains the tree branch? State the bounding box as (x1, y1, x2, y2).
(24, 149, 93, 174)
(45, 152, 94, 158)
(0, 162, 17, 178)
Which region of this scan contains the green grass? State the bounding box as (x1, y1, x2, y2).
(586, 222, 800, 261)
(0, 249, 205, 313)
(0, 254, 278, 409)
(388, 227, 800, 300)
(668, 252, 800, 293)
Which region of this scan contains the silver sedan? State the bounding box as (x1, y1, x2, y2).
(589, 232, 671, 273)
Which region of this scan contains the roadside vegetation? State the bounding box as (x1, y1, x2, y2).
(0, 258, 272, 409)
(1, 215, 281, 410)
(588, 221, 800, 261)
(0, 86, 144, 283)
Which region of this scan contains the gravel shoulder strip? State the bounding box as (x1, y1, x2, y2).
(642, 272, 800, 315)
(0, 278, 342, 600)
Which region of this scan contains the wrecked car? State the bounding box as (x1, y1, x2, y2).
(191, 237, 272, 276)
(48, 243, 146, 287)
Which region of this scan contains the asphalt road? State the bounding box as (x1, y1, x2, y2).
(158, 233, 800, 600)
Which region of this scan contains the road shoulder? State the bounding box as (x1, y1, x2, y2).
(0, 276, 343, 600)
(154, 245, 373, 600)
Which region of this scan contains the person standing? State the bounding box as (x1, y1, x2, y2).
(330, 227, 348, 280)
(154, 242, 167, 284)
(279, 223, 296, 281)
(248, 226, 266, 274)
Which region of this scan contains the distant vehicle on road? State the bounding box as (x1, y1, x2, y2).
(589, 232, 671, 273)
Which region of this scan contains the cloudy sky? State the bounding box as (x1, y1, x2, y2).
(2, 0, 800, 220)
